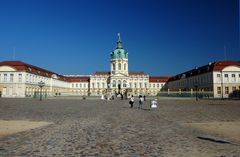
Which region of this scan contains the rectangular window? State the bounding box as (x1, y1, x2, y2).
(149, 84, 151, 88)
(144, 83, 147, 88)
(84, 83, 86, 88)
(232, 74, 236, 82)
(139, 83, 142, 88)
(225, 87, 229, 94)
(72, 84, 74, 88)
(30, 75, 32, 82)
(224, 74, 229, 82)
(134, 83, 137, 88)
(129, 83, 132, 88)
(92, 83, 95, 88)
(153, 84, 155, 88)
(102, 83, 105, 88)
(10, 74, 14, 82)
(4, 74, 7, 82)
(18, 74, 22, 82)
(26, 74, 29, 82)
(217, 87, 221, 94)
(76, 83, 78, 88)
(216, 74, 221, 82)
(157, 84, 159, 88)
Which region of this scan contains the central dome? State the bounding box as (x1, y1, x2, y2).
(110, 33, 128, 59)
(111, 48, 128, 59)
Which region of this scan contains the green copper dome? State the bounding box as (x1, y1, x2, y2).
(111, 48, 128, 59)
(110, 33, 128, 59)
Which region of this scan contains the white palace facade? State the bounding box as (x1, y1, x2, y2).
(165, 61, 240, 98)
(0, 34, 169, 98)
(0, 34, 239, 98)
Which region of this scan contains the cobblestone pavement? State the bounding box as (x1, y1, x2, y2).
(0, 98, 240, 157)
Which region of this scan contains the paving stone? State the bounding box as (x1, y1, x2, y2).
(0, 98, 240, 156)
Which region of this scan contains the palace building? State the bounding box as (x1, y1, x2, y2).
(0, 33, 169, 97)
(165, 61, 240, 98)
(0, 34, 239, 98)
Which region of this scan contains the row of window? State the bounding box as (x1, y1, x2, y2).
(216, 73, 240, 82)
(91, 77, 148, 82)
(0, 73, 22, 82)
(90, 81, 164, 89)
(216, 73, 240, 78)
(0, 73, 71, 88)
(71, 83, 88, 88)
(217, 86, 240, 95)
(112, 63, 127, 71)
(170, 74, 212, 87)
(92, 82, 108, 88)
(0, 73, 50, 84)
(26, 74, 50, 84)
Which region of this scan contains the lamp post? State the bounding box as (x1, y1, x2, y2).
(38, 81, 45, 101)
(194, 82, 199, 101)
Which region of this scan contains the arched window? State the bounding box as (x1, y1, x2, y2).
(118, 63, 121, 70)
(97, 83, 100, 88)
(102, 83, 105, 88)
(124, 63, 126, 70)
(118, 80, 121, 88)
(123, 80, 127, 87)
(112, 80, 116, 87)
(113, 63, 115, 71)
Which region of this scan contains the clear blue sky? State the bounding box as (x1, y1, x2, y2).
(0, 0, 239, 76)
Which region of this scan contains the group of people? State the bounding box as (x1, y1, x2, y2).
(129, 95, 146, 109)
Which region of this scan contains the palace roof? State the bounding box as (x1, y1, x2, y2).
(94, 72, 111, 75)
(0, 60, 90, 82)
(0, 60, 66, 79)
(149, 76, 171, 83)
(168, 60, 240, 82)
(129, 72, 146, 76)
(65, 76, 90, 82)
(93, 71, 147, 76)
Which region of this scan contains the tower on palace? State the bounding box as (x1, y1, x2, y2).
(0, 33, 171, 98)
(110, 33, 128, 76)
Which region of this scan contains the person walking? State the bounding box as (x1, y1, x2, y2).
(121, 93, 124, 100)
(138, 95, 144, 109)
(129, 95, 134, 108)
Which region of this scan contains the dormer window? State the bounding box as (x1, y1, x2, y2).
(52, 74, 58, 79)
(28, 67, 32, 71)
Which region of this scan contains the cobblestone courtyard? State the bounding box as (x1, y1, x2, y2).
(0, 98, 240, 157)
